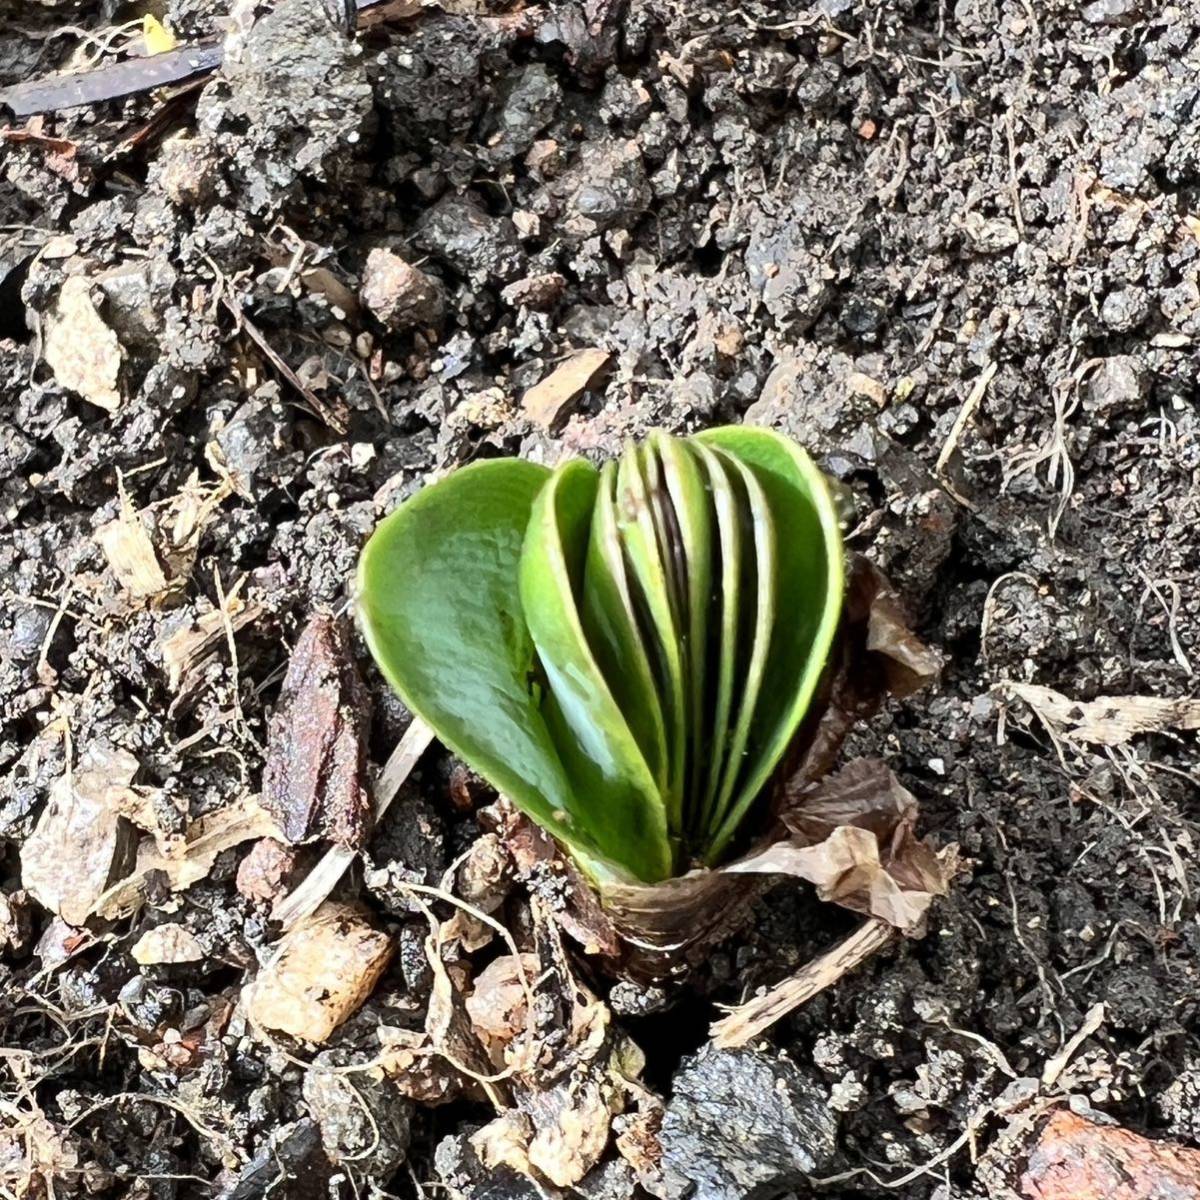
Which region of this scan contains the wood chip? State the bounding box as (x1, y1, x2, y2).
(1000, 682, 1200, 747)
(20, 747, 140, 926)
(42, 274, 123, 412)
(95, 793, 279, 920)
(96, 504, 169, 599)
(521, 348, 611, 430)
(160, 587, 262, 692)
(247, 902, 393, 1043)
(131, 923, 204, 965)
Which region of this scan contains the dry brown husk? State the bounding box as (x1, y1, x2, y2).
(502, 555, 954, 983)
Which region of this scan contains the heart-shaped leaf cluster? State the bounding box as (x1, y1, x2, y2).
(357, 427, 844, 884)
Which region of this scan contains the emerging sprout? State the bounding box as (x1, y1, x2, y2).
(357, 427, 844, 885)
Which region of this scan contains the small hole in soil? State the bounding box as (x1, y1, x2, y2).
(0, 257, 32, 341)
(621, 999, 714, 1093)
(692, 239, 725, 278)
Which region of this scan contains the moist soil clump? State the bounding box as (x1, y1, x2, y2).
(2, 2, 1200, 1197)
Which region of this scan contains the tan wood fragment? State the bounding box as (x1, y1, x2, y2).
(521, 348, 611, 429)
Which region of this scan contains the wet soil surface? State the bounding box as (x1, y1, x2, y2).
(2, 1, 1200, 1197)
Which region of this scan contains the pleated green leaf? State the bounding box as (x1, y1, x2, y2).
(614, 444, 688, 832)
(702, 445, 777, 850)
(519, 459, 673, 883)
(678, 439, 738, 839)
(580, 462, 670, 801)
(357, 425, 845, 887)
(695, 426, 844, 863)
(649, 432, 714, 823)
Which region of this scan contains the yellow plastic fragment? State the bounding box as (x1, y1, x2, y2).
(142, 14, 178, 55)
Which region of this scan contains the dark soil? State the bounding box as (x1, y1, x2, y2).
(3, 1, 1200, 1197)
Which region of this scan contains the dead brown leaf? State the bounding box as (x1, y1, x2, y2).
(732, 759, 955, 934)
(706, 759, 962, 1047)
(1000, 681, 1200, 747)
(2, 117, 83, 185)
(864, 583, 942, 697)
(2, 120, 76, 157)
(261, 612, 372, 848)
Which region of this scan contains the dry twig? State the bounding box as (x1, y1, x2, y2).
(709, 918, 894, 1048)
(936, 361, 997, 509)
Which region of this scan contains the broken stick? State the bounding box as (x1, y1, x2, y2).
(709, 918, 894, 1048)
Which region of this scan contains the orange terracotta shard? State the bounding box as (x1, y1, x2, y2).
(1022, 1110, 1200, 1200)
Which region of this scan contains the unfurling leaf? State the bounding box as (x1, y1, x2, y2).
(357, 428, 844, 883)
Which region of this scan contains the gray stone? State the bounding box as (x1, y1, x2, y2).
(556, 139, 651, 240)
(1083, 355, 1149, 416)
(1083, 0, 1143, 24)
(1099, 286, 1151, 332)
(655, 1048, 838, 1200)
(415, 195, 525, 284)
(745, 202, 832, 332)
(303, 1049, 413, 1177)
(484, 64, 562, 163)
(214, 388, 298, 500)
